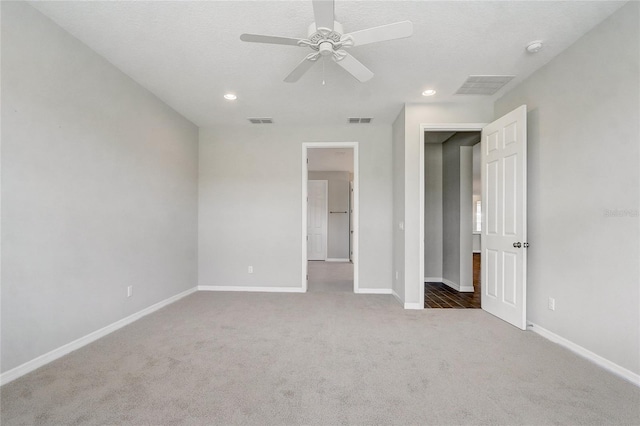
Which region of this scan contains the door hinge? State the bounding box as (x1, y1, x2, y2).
(306, 274, 309, 280)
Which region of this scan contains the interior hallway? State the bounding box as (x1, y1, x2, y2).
(307, 261, 354, 293)
(425, 253, 481, 309)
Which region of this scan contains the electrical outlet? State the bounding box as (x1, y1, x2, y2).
(548, 297, 555, 311)
(248, 266, 253, 274)
(127, 286, 133, 298)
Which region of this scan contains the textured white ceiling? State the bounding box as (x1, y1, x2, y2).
(29, 0, 625, 127)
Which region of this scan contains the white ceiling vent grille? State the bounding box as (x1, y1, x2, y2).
(348, 117, 373, 124)
(455, 75, 515, 95)
(248, 117, 273, 124)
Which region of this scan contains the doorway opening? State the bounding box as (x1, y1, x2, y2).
(421, 126, 484, 309)
(419, 107, 527, 328)
(302, 142, 358, 293)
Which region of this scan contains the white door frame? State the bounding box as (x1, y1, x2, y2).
(419, 123, 487, 307)
(302, 142, 359, 293)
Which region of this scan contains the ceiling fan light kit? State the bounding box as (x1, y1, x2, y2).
(240, 0, 413, 83)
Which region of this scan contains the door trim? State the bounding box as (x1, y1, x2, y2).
(419, 123, 487, 308)
(302, 142, 359, 293)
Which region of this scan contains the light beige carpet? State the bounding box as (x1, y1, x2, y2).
(1, 290, 639, 425)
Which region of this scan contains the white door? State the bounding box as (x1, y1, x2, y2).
(481, 105, 527, 330)
(307, 180, 328, 261)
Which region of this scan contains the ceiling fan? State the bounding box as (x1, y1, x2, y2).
(240, 0, 413, 83)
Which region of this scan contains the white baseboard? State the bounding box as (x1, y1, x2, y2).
(392, 289, 402, 304)
(442, 278, 459, 290)
(425, 277, 474, 293)
(442, 278, 474, 293)
(0, 287, 197, 387)
(473, 250, 481, 254)
(528, 322, 640, 387)
(391, 289, 423, 309)
(404, 302, 423, 309)
(356, 288, 392, 294)
(325, 258, 350, 263)
(198, 285, 305, 293)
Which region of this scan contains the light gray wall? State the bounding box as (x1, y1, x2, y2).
(442, 138, 461, 285)
(496, 1, 639, 375)
(424, 144, 443, 279)
(392, 108, 406, 300)
(459, 147, 473, 290)
(442, 133, 480, 289)
(308, 171, 350, 259)
(472, 143, 481, 232)
(1, 2, 198, 373)
(199, 125, 392, 290)
(402, 103, 493, 305)
(472, 143, 481, 201)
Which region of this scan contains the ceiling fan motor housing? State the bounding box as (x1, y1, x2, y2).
(307, 21, 344, 51)
(319, 42, 333, 56)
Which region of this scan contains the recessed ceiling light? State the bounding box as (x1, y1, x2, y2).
(526, 40, 544, 53)
(422, 89, 437, 96)
(224, 93, 237, 100)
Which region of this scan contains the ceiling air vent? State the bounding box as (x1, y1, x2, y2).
(455, 75, 515, 95)
(248, 117, 273, 124)
(348, 117, 373, 124)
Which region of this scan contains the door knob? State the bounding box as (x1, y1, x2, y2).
(513, 242, 522, 248)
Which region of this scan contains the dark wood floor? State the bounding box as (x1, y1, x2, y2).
(425, 253, 481, 309)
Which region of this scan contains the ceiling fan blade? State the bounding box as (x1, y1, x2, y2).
(344, 21, 413, 47)
(312, 0, 335, 31)
(284, 56, 319, 83)
(335, 52, 374, 82)
(240, 33, 302, 46)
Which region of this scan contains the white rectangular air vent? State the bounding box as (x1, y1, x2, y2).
(348, 117, 372, 124)
(455, 75, 515, 95)
(248, 118, 273, 124)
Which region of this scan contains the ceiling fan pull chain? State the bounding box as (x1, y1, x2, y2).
(322, 58, 326, 86)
